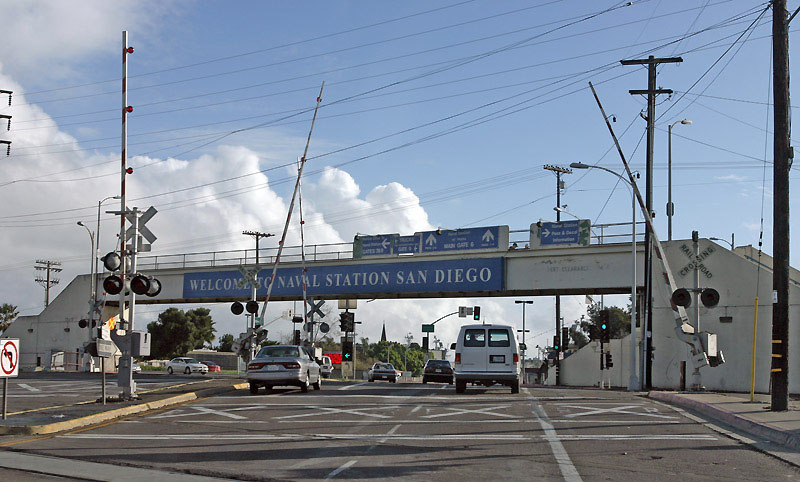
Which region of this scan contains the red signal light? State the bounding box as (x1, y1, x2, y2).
(125, 167, 133, 174)
(126, 47, 134, 53)
(125, 106, 133, 113)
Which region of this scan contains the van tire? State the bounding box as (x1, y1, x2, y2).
(455, 380, 466, 393)
(511, 378, 520, 394)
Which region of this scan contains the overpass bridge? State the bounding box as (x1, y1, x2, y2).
(130, 225, 644, 305)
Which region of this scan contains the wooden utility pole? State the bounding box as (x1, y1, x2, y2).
(620, 56, 682, 389)
(34, 260, 62, 307)
(771, 0, 790, 412)
(543, 164, 572, 386)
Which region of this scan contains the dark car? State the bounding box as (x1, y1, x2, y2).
(201, 361, 222, 372)
(422, 359, 454, 384)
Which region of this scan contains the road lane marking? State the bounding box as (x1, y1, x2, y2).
(410, 405, 422, 414)
(337, 382, 369, 390)
(174, 418, 531, 424)
(191, 406, 248, 420)
(527, 390, 582, 482)
(62, 433, 528, 441)
(560, 404, 676, 419)
(549, 419, 680, 424)
(325, 460, 357, 479)
(422, 405, 516, 419)
(16, 383, 40, 392)
(550, 434, 717, 441)
(274, 405, 397, 420)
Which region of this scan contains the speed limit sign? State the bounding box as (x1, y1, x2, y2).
(0, 339, 19, 377)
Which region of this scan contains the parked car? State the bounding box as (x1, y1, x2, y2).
(165, 357, 209, 375)
(132, 363, 142, 374)
(201, 361, 222, 372)
(246, 345, 321, 394)
(319, 355, 333, 378)
(452, 323, 520, 394)
(422, 359, 454, 384)
(369, 362, 398, 383)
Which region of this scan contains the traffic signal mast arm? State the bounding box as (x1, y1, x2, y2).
(589, 82, 712, 374)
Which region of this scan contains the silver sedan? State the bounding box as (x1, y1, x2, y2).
(246, 345, 322, 394)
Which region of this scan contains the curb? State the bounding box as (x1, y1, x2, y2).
(0, 382, 249, 436)
(649, 391, 800, 451)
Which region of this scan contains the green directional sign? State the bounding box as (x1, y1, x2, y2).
(421, 324, 434, 333)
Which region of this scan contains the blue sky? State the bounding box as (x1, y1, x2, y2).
(0, 0, 797, 349)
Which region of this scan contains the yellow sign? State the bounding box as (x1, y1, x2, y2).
(107, 315, 118, 331)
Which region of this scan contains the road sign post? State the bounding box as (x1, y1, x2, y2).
(1, 339, 20, 419)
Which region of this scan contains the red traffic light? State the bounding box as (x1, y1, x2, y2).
(125, 106, 133, 113)
(126, 47, 134, 53)
(103, 275, 124, 295)
(125, 167, 133, 174)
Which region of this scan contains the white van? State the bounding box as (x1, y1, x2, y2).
(451, 323, 521, 394)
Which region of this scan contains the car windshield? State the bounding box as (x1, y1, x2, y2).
(257, 346, 300, 358)
(374, 363, 394, 370)
(185, 358, 200, 364)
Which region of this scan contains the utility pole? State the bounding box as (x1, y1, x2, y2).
(620, 55, 682, 389)
(771, 0, 790, 412)
(34, 260, 62, 307)
(543, 164, 571, 386)
(0, 89, 11, 156)
(243, 230, 274, 361)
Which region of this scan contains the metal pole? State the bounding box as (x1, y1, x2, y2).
(628, 187, 639, 391)
(119, 31, 129, 335)
(667, 123, 673, 241)
(750, 297, 759, 402)
(2, 378, 6, 420)
(102, 357, 106, 405)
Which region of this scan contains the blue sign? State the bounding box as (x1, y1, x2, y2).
(420, 226, 502, 253)
(395, 235, 419, 254)
(540, 220, 580, 245)
(358, 234, 394, 257)
(183, 258, 504, 298)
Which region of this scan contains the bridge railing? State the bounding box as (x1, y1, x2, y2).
(137, 222, 645, 271)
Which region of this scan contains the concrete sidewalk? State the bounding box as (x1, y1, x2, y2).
(650, 391, 800, 453)
(0, 376, 248, 436)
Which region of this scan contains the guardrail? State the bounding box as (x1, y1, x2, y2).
(137, 221, 644, 271)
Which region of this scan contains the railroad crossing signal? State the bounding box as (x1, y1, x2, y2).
(307, 298, 325, 318)
(125, 206, 157, 245)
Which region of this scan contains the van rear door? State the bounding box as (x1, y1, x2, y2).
(461, 328, 487, 372)
(487, 328, 513, 371)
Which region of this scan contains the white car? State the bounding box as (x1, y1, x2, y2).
(165, 357, 208, 375)
(452, 323, 520, 394)
(319, 355, 333, 378)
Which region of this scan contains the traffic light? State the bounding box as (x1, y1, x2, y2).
(342, 340, 354, 361)
(599, 309, 610, 343)
(339, 312, 355, 332)
(473, 306, 481, 320)
(561, 327, 569, 352)
(553, 335, 560, 352)
(605, 351, 613, 368)
(246, 301, 259, 314)
(231, 302, 244, 315)
(422, 336, 429, 350)
(293, 329, 301, 345)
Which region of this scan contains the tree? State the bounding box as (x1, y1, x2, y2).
(580, 305, 630, 341)
(147, 307, 216, 359)
(0, 304, 18, 334)
(216, 334, 234, 352)
(569, 324, 589, 349)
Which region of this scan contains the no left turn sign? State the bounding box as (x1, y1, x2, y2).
(0, 339, 19, 377)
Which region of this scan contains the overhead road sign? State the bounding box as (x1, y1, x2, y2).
(422, 324, 434, 333)
(395, 235, 420, 255)
(0, 339, 19, 377)
(419, 226, 508, 254)
(353, 234, 420, 258)
(530, 220, 591, 248)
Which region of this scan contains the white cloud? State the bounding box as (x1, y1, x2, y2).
(714, 174, 747, 182)
(0, 1, 178, 80)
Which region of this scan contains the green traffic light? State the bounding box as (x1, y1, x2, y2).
(601, 323, 607, 330)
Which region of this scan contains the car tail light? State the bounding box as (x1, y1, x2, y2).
(513, 353, 519, 363)
(248, 362, 265, 370)
(455, 353, 461, 363)
(282, 362, 301, 369)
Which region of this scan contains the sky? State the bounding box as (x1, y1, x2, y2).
(0, 0, 797, 353)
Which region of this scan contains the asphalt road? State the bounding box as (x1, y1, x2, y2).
(3, 381, 799, 481)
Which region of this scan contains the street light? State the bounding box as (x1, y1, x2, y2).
(668, 119, 692, 241)
(710, 234, 734, 250)
(514, 300, 533, 363)
(570, 162, 639, 391)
